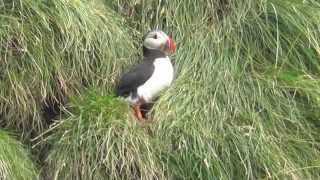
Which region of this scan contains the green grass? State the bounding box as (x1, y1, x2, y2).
(1, 0, 320, 179)
(0, 130, 38, 180)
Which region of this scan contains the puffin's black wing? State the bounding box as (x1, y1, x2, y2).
(115, 60, 154, 97)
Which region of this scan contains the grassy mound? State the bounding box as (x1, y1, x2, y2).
(0, 0, 135, 137)
(45, 90, 164, 179)
(0, 130, 38, 180)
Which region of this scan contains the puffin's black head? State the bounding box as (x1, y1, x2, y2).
(143, 30, 176, 55)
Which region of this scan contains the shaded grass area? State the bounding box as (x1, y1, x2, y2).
(0, 130, 38, 180)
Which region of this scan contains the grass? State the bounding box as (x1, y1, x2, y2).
(1, 0, 320, 179)
(0, 130, 38, 180)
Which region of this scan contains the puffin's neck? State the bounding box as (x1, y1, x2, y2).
(143, 46, 166, 59)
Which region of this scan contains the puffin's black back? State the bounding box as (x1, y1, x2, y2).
(115, 48, 166, 97)
(115, 60, 154, 97)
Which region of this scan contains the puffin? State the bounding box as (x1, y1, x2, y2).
(115, 30, 177, 121)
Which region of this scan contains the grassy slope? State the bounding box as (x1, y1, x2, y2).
(0, 0, 320, 179)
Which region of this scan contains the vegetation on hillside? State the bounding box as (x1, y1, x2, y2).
(0, 0, 320, 179)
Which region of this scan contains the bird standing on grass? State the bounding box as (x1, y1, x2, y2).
(115, 30, 177, 121)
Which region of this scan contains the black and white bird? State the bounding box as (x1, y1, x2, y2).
(115, 30, 177, 120)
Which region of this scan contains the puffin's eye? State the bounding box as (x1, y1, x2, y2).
(153, 34, 157, 39)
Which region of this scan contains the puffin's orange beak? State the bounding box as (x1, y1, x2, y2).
(167, 37, 176, 54)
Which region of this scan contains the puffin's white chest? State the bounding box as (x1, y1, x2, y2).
(137, 57, 174, 102)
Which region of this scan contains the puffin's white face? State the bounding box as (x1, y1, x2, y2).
(143, 30, 176, 54)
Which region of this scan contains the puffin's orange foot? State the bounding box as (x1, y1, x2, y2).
(133, 105, 145, 121)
